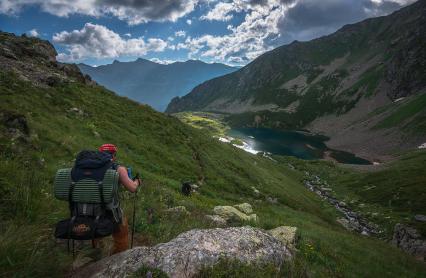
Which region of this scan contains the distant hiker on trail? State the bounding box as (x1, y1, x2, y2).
(54, 143, 141, 256)
(98, 143, 141, 254)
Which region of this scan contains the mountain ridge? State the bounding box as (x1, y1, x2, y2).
(78, 58, 237, 111)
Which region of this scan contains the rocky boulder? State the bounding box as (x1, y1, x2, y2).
(213, 206, 257, 223)
(233, 203, 253, 214)
(392, 223, 426, 261)
(75, 226, 292, 278)
(268, 226, 298, 251)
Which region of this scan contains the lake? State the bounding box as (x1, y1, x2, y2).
(227, 128, 371, 165)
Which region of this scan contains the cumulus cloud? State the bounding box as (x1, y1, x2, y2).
(174, 30, 186, 37)
(186, 19, 192, 25)
(200, 2, 235, 21)
(0, 0, 198, 25)
(181, 0, 297, 63)
(27, 29, 39, 37)
(53, 23, 168, 61)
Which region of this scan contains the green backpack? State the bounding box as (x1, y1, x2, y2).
(53, 150, 122, 241)
(54, 168, 119, 204)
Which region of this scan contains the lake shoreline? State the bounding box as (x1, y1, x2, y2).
(226, 127, 372, 165)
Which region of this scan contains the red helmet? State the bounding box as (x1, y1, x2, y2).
(99, 144, 118, 154)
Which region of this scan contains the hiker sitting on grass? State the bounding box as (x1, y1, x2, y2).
(98, 144, 141, 254)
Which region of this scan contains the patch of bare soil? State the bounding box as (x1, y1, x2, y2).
(280, 74, 307, 94)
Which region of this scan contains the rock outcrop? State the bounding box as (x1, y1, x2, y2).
(392, 224, 426, 261)
(75, 226, 293, 278)
(0, 31, 92, 87)
(213, 205, 257, 223)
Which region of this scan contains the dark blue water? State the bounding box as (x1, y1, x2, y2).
(227, 128, 371, 165)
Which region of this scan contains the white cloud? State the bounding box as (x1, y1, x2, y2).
(181, 0, 297, 64)
(124, 33, 132, 37)
(53, 23, 168, 62)
(174, 30, 186, 37)
(0, 0, 199, 25)
(27, 28, 39, 37)
(200, 2, 235, 21)
(149, 57, 183, 64)
(186, 19, 192, 25)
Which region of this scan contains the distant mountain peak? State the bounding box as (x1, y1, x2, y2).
(78, 57, 238, 111)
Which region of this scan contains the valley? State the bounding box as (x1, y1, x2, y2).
(0, 1, 425, 277)
(1, 31, 425, 277)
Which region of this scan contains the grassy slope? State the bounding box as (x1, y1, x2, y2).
(173, 112, 229, 136)
(374, 92, 426, 131)
(0, 72, 425, 277)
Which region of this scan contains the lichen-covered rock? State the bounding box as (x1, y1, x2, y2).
(205, 215, 227, 226)
(268, 226, 298, 250)
(234, 203, 253, 214)
(75, 226, 292, 278)
(213, 206, 256, 223)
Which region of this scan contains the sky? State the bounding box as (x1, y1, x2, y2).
(0, 0, 417, 66)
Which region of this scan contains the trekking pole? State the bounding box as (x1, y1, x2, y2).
(131, 173, 140, 249)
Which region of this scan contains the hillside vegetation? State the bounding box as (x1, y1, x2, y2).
(0, 32, 425, 277)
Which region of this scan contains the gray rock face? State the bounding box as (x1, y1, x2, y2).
(76, 226, 292, 278)
(392, 223, 426, 261)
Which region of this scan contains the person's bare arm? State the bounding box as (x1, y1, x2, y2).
(117, 166, 140, 193)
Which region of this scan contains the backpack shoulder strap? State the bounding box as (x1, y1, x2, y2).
(111, 162, 120, 171)
(97, 181, 106, 211)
